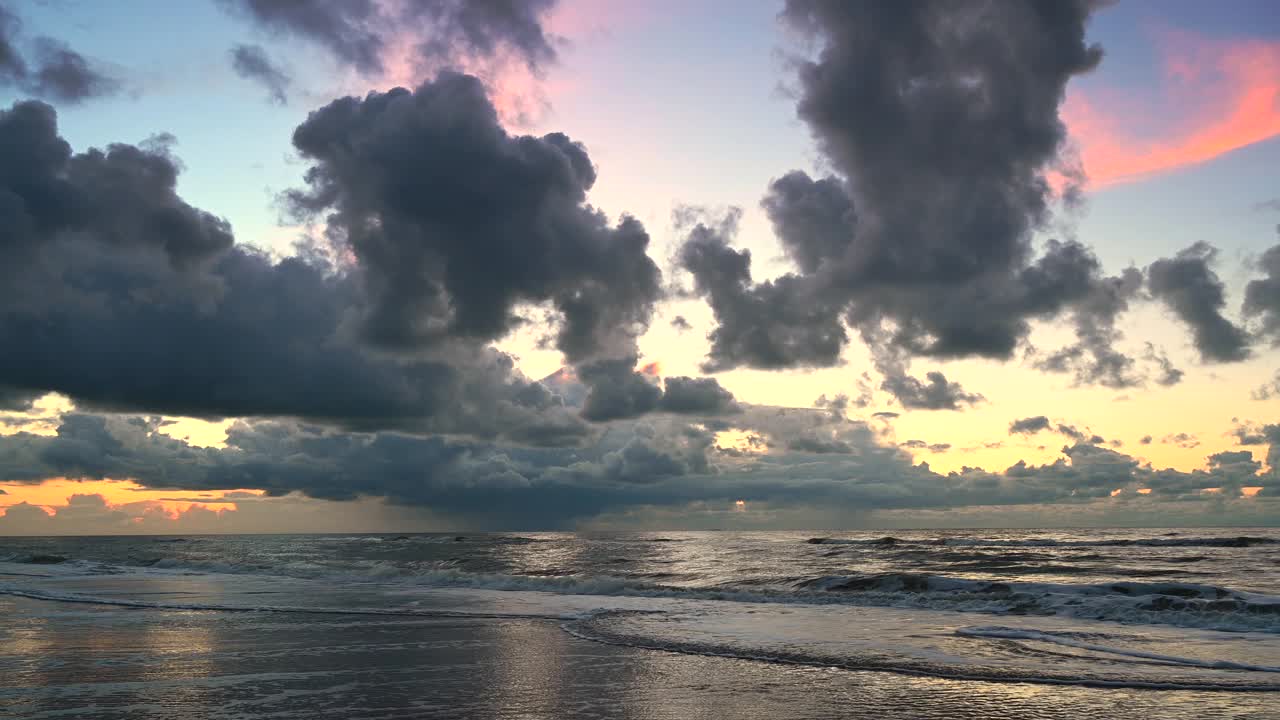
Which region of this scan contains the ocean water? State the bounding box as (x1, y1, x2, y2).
(3, 528, 1280, 717)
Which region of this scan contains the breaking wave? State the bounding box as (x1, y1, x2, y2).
(5, 555, 1277, 633)
(806, 535, 1279, 548)
(563, 612, 1280, 692)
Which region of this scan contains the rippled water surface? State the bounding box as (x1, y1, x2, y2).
(2, 529, 1279, 717)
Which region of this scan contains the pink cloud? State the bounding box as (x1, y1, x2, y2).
(1064, 29, 1280, 187)
(368, 25, 553, 129)
(366, 0, 661, 129)
(543, 0, 660, 41)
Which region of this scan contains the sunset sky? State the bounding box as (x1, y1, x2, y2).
(0, 0, 1277, 532)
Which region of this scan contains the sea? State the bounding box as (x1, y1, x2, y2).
(2, 528, 1279, 718)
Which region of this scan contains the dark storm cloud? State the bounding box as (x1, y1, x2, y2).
(659, 377, 741, 415)
(0, 413, 714, 524)
(1054, 424, 1098, 444)
(1206, 450, 1262, 476)
(759, 171, 855, 276)
(676, 209, 846, 371)
(728, 404, 884, 460)
(23, 38, 119, 103)
(0, 386, 38, 411)
(577, 357, 662, 422)
(575, 357, 740, 422)
(1243, 242, 1280, 346)
(880, 370, 983, 411)
(0, 227, 591, 443)
(778, 0, 1101, 351)
(223, 0, 385, 73)
(857, 336, 988, 412)
(413, 0, 559, 71)
(1, 407, 1274, 526)
(788, 436, 854, 454)
(1147, 242, 1252, 363)
(287, 73, 661, 362)
(0, 413, 502, 501)
(546, 428, 715, 486)
(0, 101, 233, 268)
(0, 413, 606, 502)
(230, 43, 291, 104)
(1232, 422, 1280, 448)
(1010, 416, 1106, 445)
(223, 0, 557, 75)
(0, 4, 21, 82)
(0, 94, 667, 444)
(1032, 267, 1146, 388)
(1230, 422, 1280, 476)
(1009, 416, 1052, 434)
(0, 3, 118, 103)
(677, 1, 1144, 393)
(587, 437, 690, 484)
(674, 211, 831, 371)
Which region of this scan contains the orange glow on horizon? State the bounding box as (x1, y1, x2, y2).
(1241, 486, 1263, 497)
(0, 479, 263, 518)
(1064, 30, 1280, 187)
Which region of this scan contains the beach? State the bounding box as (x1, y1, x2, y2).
(2, 530, 1279, 718)
(5, 594, 1276, 720)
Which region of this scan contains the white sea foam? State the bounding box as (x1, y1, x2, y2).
(4, 558, 1278, 633)
(955, 626, 1280, 673)
(0, 585, 570, 621)
(563, 604, 1280, 692)
(7, 556, 1280, 693)
(806, 535, 1278, 548)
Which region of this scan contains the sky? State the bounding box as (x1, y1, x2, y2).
(0, 0, 1277, 534)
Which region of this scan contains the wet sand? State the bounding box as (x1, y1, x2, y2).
(1, 595, 1275, 719)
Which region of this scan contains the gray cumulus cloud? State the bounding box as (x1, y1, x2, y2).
(230, 43, 291, 104)
(0, 3, 119, 103)
(0, 408, 1273, 528)
(675, 1, 1164, 398)
(0, 71, 676, 442)
(222, 0, 558, 76)
(1147, 242, 1251, 363)
(286, 73, 662, 363)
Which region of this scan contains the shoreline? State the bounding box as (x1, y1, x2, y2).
(3, 595, 1278, 720)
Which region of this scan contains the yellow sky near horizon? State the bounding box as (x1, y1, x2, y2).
(0, 478, 260, 517)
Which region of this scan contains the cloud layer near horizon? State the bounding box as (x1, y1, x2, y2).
(0, 400, 1275, 530)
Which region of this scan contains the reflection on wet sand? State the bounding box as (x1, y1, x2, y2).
(3, 593, 1276, 720)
